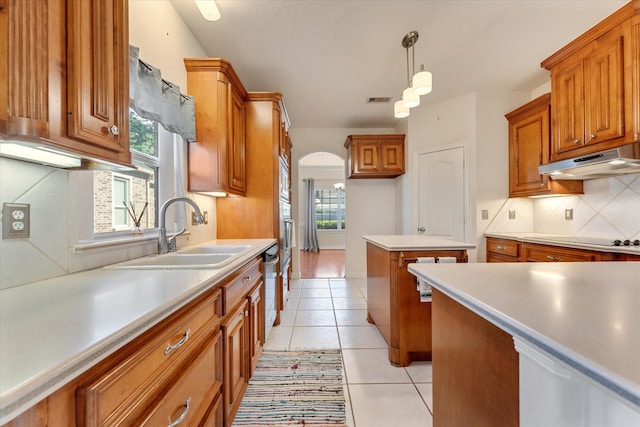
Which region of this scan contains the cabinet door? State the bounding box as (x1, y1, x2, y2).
(136, 332, 223, 427)
(228, 84, 246, 194)
(223, 300, 249, 427)
(66, 0, 129, 158)
(552, 59, 585, 156)
(248, 282, 264, 375)
(381, 141, 404, 173)
(486, 238, 519, 262)
(355, 141, 380, 173)
(0, 0, 50, 139)
(522, 243, 602, 262)
(509, 106, 549, 195)
(585, 30, 625, 145)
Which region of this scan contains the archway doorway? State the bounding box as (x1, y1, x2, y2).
(298, 152, 345, 278)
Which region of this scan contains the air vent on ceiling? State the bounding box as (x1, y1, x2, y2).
(366, 97, 392, 104)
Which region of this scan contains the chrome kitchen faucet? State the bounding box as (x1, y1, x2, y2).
(158, 197, 204, 254)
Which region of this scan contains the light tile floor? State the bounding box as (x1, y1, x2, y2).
(263, 278, 433, 427)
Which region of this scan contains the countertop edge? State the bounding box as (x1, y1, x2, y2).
(363, 235, 476, 251)
(408, 264, 640, 409)
(0, 238, 276, 425)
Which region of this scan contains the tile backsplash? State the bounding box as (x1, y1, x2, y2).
(486, 173, 640, 240)
(1, 158, 71, 289)
(0, 158, 158, 290)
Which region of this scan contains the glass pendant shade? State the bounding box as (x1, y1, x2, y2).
(402, 87, 420, 108)
(412, 69, 433, 95)
(394, 100, 410, 118)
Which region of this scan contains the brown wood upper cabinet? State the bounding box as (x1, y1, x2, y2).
(0, 0, 132, 167)
(184, 58, 247, 196)
(345, 134, 405, 178)
(505, 94, 582, 197)
(542, 1, 640, 161)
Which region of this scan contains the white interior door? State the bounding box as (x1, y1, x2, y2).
(416, 146, 466, 241)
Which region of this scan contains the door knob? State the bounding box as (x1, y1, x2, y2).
(418, 227, 426, 232)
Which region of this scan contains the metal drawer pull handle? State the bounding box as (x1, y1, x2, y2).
(573, 138, 580, 144)
(107, 125, 120, 136)
(546, 255, 563, 261)
(496, 245, 505, 250)
(164, 329, 191, 355)
(242, 276, 251, 284)
(168, 397, 191, 427)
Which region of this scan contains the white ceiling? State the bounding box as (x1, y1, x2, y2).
(169, 0, 627, 129)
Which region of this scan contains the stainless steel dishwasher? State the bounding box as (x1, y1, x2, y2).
(262, 244, 279, 342)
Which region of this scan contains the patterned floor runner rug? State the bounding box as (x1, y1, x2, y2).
(231, 350, 349, 426)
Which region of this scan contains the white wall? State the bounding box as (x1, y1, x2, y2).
(398, 91, 530, 262)
(289, 128, 396, 279)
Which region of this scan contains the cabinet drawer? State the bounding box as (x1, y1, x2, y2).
(221, 257, 261, 314)
(79, 290, 222, 426)
(136, 331, 223, 426)
(522, 244, 602, 262)
(487, 238, 519, 258)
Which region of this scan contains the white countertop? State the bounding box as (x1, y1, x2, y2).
(407, 262, 640, 408)
(485, 232, 640, 255)
(0, 238, 275, 425)
(363, 235, 476, 251)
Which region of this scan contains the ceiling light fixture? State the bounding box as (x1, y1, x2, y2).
(394, 31, 433, 118)
(195, 0, 221, 21)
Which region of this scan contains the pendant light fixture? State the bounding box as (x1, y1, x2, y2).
(394, 31, 432, 118)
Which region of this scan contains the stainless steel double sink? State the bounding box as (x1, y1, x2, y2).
(104, 244, 251, 270)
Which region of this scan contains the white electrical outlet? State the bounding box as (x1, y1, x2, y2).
(3, 203, 30, 239)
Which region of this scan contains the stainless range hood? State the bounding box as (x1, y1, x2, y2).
(538, 142, 640, 180)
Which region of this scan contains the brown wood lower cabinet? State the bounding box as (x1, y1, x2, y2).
(248, 282, 264, 375)
(4, 257, 265, 427)
(136, 331, 223, 427)
(432, 288, 519, 427)
(77, 290, 223, 426)
(486, 237, 633, 263)
(222, 300, 249, 427)
(486, 237, 520, 262)
(366, 242, 468, 367)
(521, 242, 611, 262)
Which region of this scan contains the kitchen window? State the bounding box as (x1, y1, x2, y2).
(314, 187, 346, 231)
(93, 110, 159, 234)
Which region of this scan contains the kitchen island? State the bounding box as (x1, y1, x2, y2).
(408, 261, 640, 427)
(362, 235, 475, 366)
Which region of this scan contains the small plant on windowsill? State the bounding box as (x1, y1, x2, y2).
(124, 201, 148, 236)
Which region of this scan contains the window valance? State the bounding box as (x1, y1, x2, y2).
(129, 45, 196, 142)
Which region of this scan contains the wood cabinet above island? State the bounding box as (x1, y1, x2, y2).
(345, 134, 405, 178)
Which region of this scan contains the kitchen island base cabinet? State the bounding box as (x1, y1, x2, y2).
(365, 242, 468, 367)
(432, 288, 519, 427)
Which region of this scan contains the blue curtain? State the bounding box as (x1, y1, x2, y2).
(303, 179, 319, 251)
